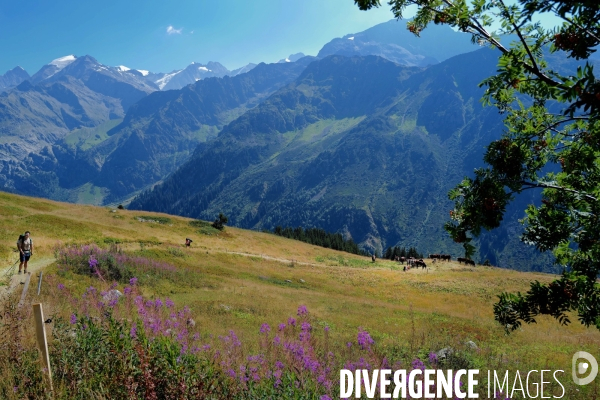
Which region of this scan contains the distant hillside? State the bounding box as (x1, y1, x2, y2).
(129, 51, 556, 272)
(317, 19, 476, 66)
(9, 58, 315, 204)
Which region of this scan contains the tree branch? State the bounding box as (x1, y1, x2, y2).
(554, 6, 600, 43)
(498, 0, 541, 74)
(520, 181, 598, 202)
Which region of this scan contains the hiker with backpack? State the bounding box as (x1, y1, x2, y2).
(17, 231, 33, 274)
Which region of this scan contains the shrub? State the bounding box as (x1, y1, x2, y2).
(212, 213, 228, 231)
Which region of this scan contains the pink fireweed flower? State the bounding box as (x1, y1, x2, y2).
(411, 358, 426, 371)
(297, 305, 308, 316)
(428, 352, 438, 365)
(154, 298, 163, 309)
(260, 323, 271, 334)
(357, 328, 374, 350)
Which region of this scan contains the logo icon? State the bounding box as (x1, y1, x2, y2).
(572, 351, 598, 385)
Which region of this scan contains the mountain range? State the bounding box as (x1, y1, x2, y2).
(0, 19, 559, 271)
(127, 50, 554, 272)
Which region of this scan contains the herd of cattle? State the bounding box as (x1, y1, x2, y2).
(384, 253, 476, 270)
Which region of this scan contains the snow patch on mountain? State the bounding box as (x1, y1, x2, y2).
(49, 55, 77, 70)
(155, 70, 182, 90)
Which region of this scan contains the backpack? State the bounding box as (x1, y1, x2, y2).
(18, 234, 31, 248)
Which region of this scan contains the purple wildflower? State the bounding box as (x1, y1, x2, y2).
(357, 328, 374, 350)
(130, 323, 137, 338)
(288, 317, 296, 327)
(429, 352, 438, 365)
(165, 298, 175, 308)
(411, 358, 426, 371)
(70, 314, 77, 325)
(129, 277, 138, 286)
(260, 323, 271, 334)
(57, 283, 65, 290)
(278, 323, 286, 331)
(297, 305, 308, 316)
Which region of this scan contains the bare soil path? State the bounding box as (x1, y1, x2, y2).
(0, 255, 55, 298)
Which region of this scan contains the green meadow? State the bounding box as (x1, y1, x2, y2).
(0, 191, 598, 399)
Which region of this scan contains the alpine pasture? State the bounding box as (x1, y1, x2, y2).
(0, 191, 598, 398)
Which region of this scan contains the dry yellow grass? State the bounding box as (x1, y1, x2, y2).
(1, 190, 599, 397)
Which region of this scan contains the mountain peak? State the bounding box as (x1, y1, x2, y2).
(49, 55, 77, 69)
(278, 53, 306, 63)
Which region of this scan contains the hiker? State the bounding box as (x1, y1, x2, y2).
(185, 238, 193, 247)
(17, 231, 33, 274)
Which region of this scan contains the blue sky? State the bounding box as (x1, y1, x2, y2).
(0, 1, 564, 76)
(0, 0, 400, 75)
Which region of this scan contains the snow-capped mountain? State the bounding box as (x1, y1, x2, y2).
(151, 61, 228, 90)
(277, 53, 306, 63)
(0, 66, 30, 91)
(136, 61, 260, 90)
(317, 19, 475, 67)
(30, 55, 77, 84)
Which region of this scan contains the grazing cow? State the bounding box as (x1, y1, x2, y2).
(399, 257, 406, 265)
(457, 257, 476, 266)
(415, 259, 427, 269)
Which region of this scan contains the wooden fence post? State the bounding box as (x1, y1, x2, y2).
(18, 272, 31, 307)
(37, 271, 43, 295)
(32, 303, 54, 392)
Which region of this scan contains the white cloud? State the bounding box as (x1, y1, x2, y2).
(167, 25, 183, 35)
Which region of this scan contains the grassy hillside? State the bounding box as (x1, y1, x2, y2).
(1, 191, 599, 398)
